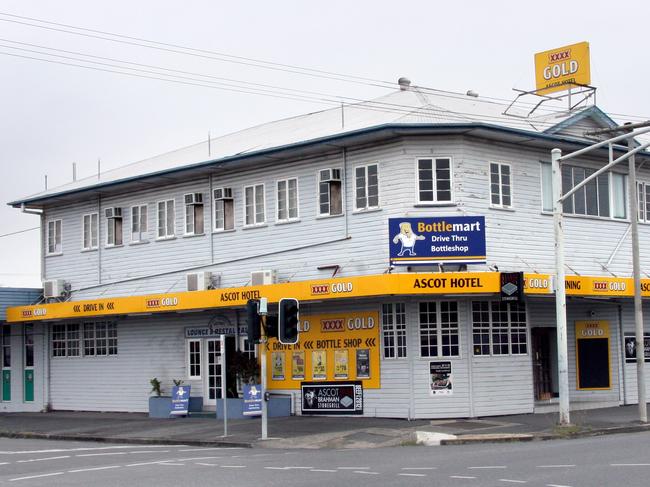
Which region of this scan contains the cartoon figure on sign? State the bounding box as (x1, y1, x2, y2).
(304, 389, 316, 408)
(392, 222, 425, 256)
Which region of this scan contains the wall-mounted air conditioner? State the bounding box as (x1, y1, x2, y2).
(213, 188, 233, 200)
(186, 272, 212, 291)
(43, 279, 66, 298)
(105, 207, 122, 219)
(184, 193, 203, 205)
(251, 270, 277, 286)
(320, 168, 342, 182)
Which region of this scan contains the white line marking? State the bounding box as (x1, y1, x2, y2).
(0, 445, 177, 455)
(611, 463, 650, 466)
(469, 465, 507, 469)
(9, 472, 64, 481)
(399, 473, 426, 477)
(221, 465, 246, 468)
(196, 463, 218, 466)
(69, 465, 122, 473)
(354, 471, 379, 475)
(126, 461, 166, 467)
(402, 467, 436, 470)
(450, 475, 477, 479)
(16, 455, 70, 463)
(158, 462, 185, 466)
(176, 456, 221, 461)
(285, 466, 314, 469)
(178, 447, 242, 452)
(499, 480, 527, 484)
(0, 462, 8, 465)
(537, 465, 575, 468)
(338, 466, 370, 470)
(310, 469, 336, 472)
(129, 450, 170, 454)
(547, 484, 573, 487)
(76, 452, 128, 457)
(265, 467, 288, 470)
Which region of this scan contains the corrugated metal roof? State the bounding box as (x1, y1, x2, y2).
(10, 87, 608, 205)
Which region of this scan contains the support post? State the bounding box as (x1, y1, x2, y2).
(221, 334, 228, 436)
(260, 315, 268, 440)
(552, 148, 571, 425)
(628, 137, 648, 423)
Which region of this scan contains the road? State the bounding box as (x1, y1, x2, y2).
(0, 432, 648, 486)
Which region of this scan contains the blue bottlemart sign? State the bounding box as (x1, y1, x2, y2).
(170, 385, 191, 416)
(389, 216, 486, 265)
(243, 384, 262, 416)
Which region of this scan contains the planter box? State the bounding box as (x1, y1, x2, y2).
(148, 396, 203, 418)
(216, 396, 291, 419)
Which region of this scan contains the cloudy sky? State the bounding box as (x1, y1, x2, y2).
(1, 1, 649, 287)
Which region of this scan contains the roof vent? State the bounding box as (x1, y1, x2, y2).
(466, 90, 479, 98)
(398, 77, 411, 91)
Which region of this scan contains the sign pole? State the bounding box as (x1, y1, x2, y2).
(221, 334, 228, 437)
(260, 314, 268, 440)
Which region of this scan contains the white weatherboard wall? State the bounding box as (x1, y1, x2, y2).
(621, 302, 650, 404)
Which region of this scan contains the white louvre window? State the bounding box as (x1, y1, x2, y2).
(184, 193, 205, 235)
(106, 210, 123, 246)
(489, 162, 512, 208)
(419, 301, 459, 357)
(381, 303, 407, 359)
(131, 205, 148, 242)
(82, 213, 98, 250)
(244, 184, 265, 225)
(51, 323, 80, 357)
(417, 158, 452, 203)
(47, 219, 62, 254)
(355, 164, 379, 210)
(83, 322, 118, 356)
(638, 182, 650, 222)
(277, 178, 299, 222)
(213, 188, 234, 231)
(187, 339, 201, 379)
(472, 301, 528, 356)
(318, 168, 342, 216)
(157, 199, 175, 238)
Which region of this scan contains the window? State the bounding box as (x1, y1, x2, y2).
(187, 339, 201, 379)
(540, 162, 627, 218)
(47, 219, 62, 254)
(82, 213, 98, 250)
(419, 301, 459, 357)
(417, 158, 452, 203)
(244, 184, 265, 225)
(52, 324, 80, 357)
(382, 303, 406, 359)
(131, 205, 148, 242)
(105, 208, 123, 246)
(318, 168, 342, 216)
(638, 182, 650, 222)
(184, 193, 205, 235)
(277, 178, 299, 222)
(24, 324, 34, 368)
(472, 301, 528, 355)
(355, 164, 379, 210)
(83, 322, 117, 356)
(157, 199, 175, 238)
(2, 325, 11, 368)
(241, 336, 257, 361)
(489, 162, 512, 208)
(213, 188, 234, 231)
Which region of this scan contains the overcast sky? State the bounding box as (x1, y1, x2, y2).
(2, 1, 649, 288)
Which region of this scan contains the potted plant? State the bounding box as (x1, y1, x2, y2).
(148, 377, 172, 418)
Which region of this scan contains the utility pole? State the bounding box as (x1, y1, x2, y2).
(258, 299, 269, 440)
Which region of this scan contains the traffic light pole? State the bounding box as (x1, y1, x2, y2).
(260, 314, 268, 440)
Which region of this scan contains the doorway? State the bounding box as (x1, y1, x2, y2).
(204, 337, 238, 406)
(531, 328, 558, 401)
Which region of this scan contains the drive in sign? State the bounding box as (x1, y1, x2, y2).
(389, 217, 486, 265)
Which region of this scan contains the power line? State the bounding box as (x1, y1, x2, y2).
(0, 227, 39, 238)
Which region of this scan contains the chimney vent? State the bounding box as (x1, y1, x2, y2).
(398, 77, 411, 91)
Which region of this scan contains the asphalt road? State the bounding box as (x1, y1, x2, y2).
(0, 432, 649, 486)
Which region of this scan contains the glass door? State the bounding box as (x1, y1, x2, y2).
(204, 339, 222, 406)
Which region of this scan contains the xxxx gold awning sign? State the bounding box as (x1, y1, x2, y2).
(7, 272, 650, 322)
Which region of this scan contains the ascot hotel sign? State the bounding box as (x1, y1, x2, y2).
(535, 41, 591, 95)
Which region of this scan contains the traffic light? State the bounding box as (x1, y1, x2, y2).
(246, 299, 261, 343)
(265, 315, 278, 339)
(279, 298, 299, 344)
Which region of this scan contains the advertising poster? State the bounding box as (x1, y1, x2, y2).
(356, 349, 370, 379)
(301, 381, 363, 415)
(169, 385, 191, 416)
(292, 351, 305, 380)
(429, 361, 452, 396)
(242, 384, 262, 416)
(271, 352, 285, 380)
(312, 350, 327, 379)
(624, 334, 650, 363)
(334, 350, 349, 379)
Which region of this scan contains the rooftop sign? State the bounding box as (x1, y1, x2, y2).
(535, 41, 591, 95)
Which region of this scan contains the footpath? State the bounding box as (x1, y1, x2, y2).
(0, 405, 648, 449)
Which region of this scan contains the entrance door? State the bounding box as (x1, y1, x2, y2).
(532, 328, 557, 401)
(204, 339, 223, 406)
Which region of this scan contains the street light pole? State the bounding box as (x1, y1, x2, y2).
(552, 148, 571, 425)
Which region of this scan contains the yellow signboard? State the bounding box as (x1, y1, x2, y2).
(535, 41, 591, 95)
(575, 320, 611, 391)
(265, 311, 380, 389)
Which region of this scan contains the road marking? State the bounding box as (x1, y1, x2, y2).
(450, 475, 477, 479)
(16, 455, 70, 463)
(285, 467, 313, 470)
(69, 465, 122, 473)
(499, 480, 527, 484)
(178, 447, 242, 452)
(0, 445, 174, 455)
(399, 473, 426, 477)
(175, 456, 221, 461)
(158, 462, 185, 466)
(354, 470, 379, 475)
(221, 465, 246, 468)
(129, 450, 170, 454)
(0, 462, 8, 465)
(265, 467, 288, 470)
(537, 465, 575, 468)
(76, 452, 128, 457)
(310, 469, 336, 472)
(469, 465, 507, 469)
(547, 484, 573, 487)
(126, 461, 167, 467)
(338, 466, 370, 470)
(402, 467, 436, 470)
(196, 463, 219, 466)
(9, 472, 64, 481)
(611, 463, 650, 466)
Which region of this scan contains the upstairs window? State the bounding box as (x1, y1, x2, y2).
(244, 184, 265, 226)
(213, 188, 234, 231)
(157, 199, 175, 238)
(184, 193, 205, 235)
(277, 178, 299, 222)
(131, 204, 148, 242)
(82, 213, 98, 250)
(638, 182, 650, 223)
(417, 158, 452, 203)
(489, 162, 512, 208)
(355, 164, 379, 210)
(318, 168, 342, 216)
(47, 219, 62, 254)
(105, 207, 123, 246)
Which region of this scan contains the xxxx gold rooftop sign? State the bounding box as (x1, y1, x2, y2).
(7, 272, 650, 322)
(535, 41, 591, 95)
